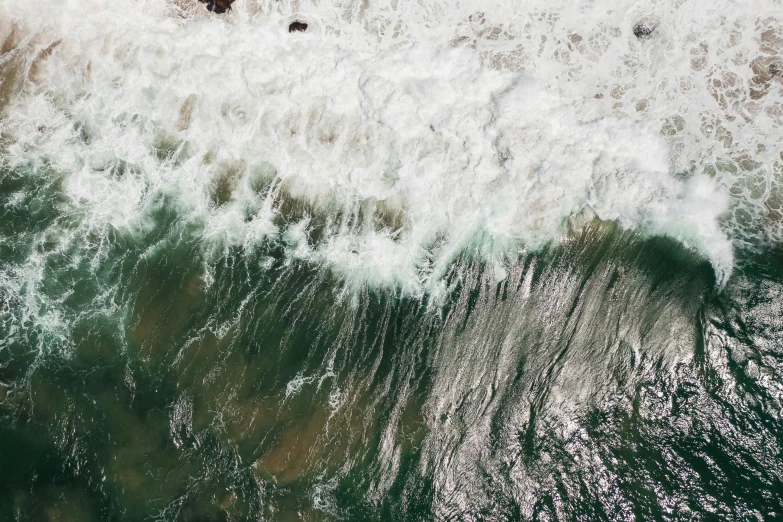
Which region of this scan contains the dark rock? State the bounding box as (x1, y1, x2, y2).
(289, 21, 308, 33)
(770, 61, 782, 78)
(202, 0, 233, 14)
(633, 23, 655, 39)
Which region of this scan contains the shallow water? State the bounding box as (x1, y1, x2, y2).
(2, 0, 783, 520)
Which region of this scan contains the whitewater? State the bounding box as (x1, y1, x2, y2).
(6, 0, 781, 293)
(2, 0, 783, 520)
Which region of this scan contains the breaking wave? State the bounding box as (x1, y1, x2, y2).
(6, 0, 781, 294)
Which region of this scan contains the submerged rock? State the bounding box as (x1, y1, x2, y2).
(201, 0, 233, 14)
(288, 21, 308, 33)
(633, 23, 655, 39)
(632, 16, 658, 40)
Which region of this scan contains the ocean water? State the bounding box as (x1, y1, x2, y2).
(1, 0, 782, 519)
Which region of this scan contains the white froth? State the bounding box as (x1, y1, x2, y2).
(5, 0, 779, 292)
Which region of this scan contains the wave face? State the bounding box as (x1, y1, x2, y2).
(1, 0, 783, 520)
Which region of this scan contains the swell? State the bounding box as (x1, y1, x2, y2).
(2, 202, 781, 518)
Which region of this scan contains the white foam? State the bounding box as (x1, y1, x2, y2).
(6, 0, 779, 293)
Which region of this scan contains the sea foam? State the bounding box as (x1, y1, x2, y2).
(4, 0, 779, 293)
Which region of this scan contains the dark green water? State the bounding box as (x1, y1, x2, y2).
(1, 164, 782, 521)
